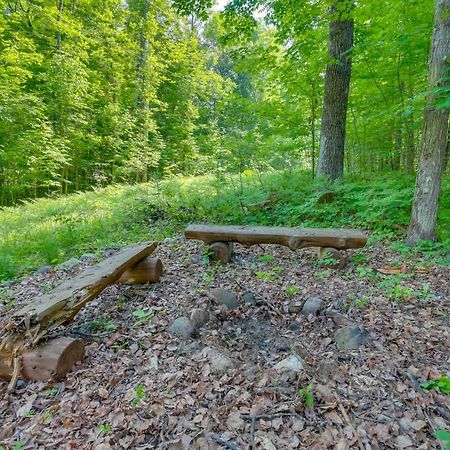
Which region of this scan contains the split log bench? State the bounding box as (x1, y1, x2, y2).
(185, 224, 368, 268)
(0, 242, 162, 390)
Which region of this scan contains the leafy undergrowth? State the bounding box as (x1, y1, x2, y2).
(0, 240, 449, 449)
(0, 170, 449, 281)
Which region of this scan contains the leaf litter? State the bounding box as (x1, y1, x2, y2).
(0, 237, 449, 449)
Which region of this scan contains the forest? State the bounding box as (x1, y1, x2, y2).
(0, 0, 449, 449)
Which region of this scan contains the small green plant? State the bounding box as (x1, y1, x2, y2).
(98, 423, 112, 433)
(42, 411, 53, 422)
(44, 387, 59, 397)
(351, 252, 368, 264)
(435, 430, 450, 450)
(24, 409, 36, 417)
(314, 269, 331, 279)
(89, 319, 117, 333)
(356, 267, 376, 280)
(421, 375, 450, 394)
(202, 267, 216, 285)
(132, 309, 155, 326)
(254, 271, 276, 281)
(354, 295, 369, 309)
(111, 340, 130, 350)
(258, 254, 275, 263)
(285, 285, 300, 296)
(131, 384, 145, 406)
(298, 384, 314, 409)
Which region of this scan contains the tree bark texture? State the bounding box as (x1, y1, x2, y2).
(407, 0, 450, 244)
(317, 0, 354, 181)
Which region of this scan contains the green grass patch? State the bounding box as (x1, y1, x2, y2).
(0, 170, 449, 281)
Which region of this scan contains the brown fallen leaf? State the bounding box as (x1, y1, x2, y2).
(377, 264, 407, 275)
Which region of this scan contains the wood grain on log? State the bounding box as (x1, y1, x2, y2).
(185, 224, 367, 250)
(208, 242, 233, 263)
(0, 337, 84, 381)
(117, 257, 163, 284)
(0, 242, 157, 376)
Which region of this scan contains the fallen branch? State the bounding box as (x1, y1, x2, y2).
(209, 433, 243, 450)
(335, 395, 364, 450)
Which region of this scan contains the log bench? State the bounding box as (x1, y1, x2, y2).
(0, 242, 162, 390)
(185, 224, 368, 268)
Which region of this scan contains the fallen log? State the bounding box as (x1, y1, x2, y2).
(0, 242, 157, 388)
(185, 224, 367, 251)
(0, 337, 85, 382)
(117, 257, 163, 284)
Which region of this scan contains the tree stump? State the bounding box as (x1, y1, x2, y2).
(208, 242, 233, 263)
(0, 337, 85, 382)
(318, 247, 346, 270)
(117, 257, 163, 284)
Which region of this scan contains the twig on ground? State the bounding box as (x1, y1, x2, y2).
(240, 412, 300, 421)
(335, 395, 364, 450)
(209, 433, 243, 450)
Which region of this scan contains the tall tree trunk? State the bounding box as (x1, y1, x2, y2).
(407, 0, 450, 244)
(316, 0, 354, 181)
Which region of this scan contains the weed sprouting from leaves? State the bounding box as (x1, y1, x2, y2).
(298, 384, 314, 409)
(98, 423, 112, 434)
(285, 285, 300, 296)
(131, 384, 145, 406)
(132, 309, 155, 326)
(421, 375, 450, 394)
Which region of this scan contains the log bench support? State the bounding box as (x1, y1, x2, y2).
(0, 337, 85, 384)
(185, 224, 368, 269)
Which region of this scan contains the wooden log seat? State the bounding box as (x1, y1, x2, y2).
(185, 224, 368, 265)
(0, 242, 159, 389)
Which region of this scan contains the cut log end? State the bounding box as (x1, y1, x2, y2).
(318, 247, 346, 270)
(1, 337, 85, 382)
(117, 257, 163, 284)
(208, 242, 233, 263)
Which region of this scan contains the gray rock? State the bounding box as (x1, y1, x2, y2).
(274, 354, 305, 373)
(211, 288, 239, 309)
(334, 325, 370, 351)
(190, 308, 209, 329)
(202, 347, 234, 373)
(59, 257, 79, 269)
(36, 265, 52, 275)
(79, 253, 95, 261)
(242, 291, 257, 305)
(288, 300, 303, 314)
(288, 322, 300, 331)
(302, 297, 324, 316)
(169, 317, 195, 340)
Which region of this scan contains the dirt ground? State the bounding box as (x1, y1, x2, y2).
(0, 238, 449, 449)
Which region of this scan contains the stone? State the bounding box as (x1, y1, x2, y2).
(210, 288, 239, 309)
(288, 322, 300, 331)
(202, 347, 234, 373)
(59, 257, 79, 270)
(190, 308, 209, 329)
(273, 354, 305, 373)
(288, 299, 303, 314)
(334, 325, 370, 351)
(302, 297, 324, 316)
(169, 317, 195, 340)
(242, 291, 257, 305)
(36, 265, 52, 275)
(163, 237, 175, 244)
(79, 253, 95, 261)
